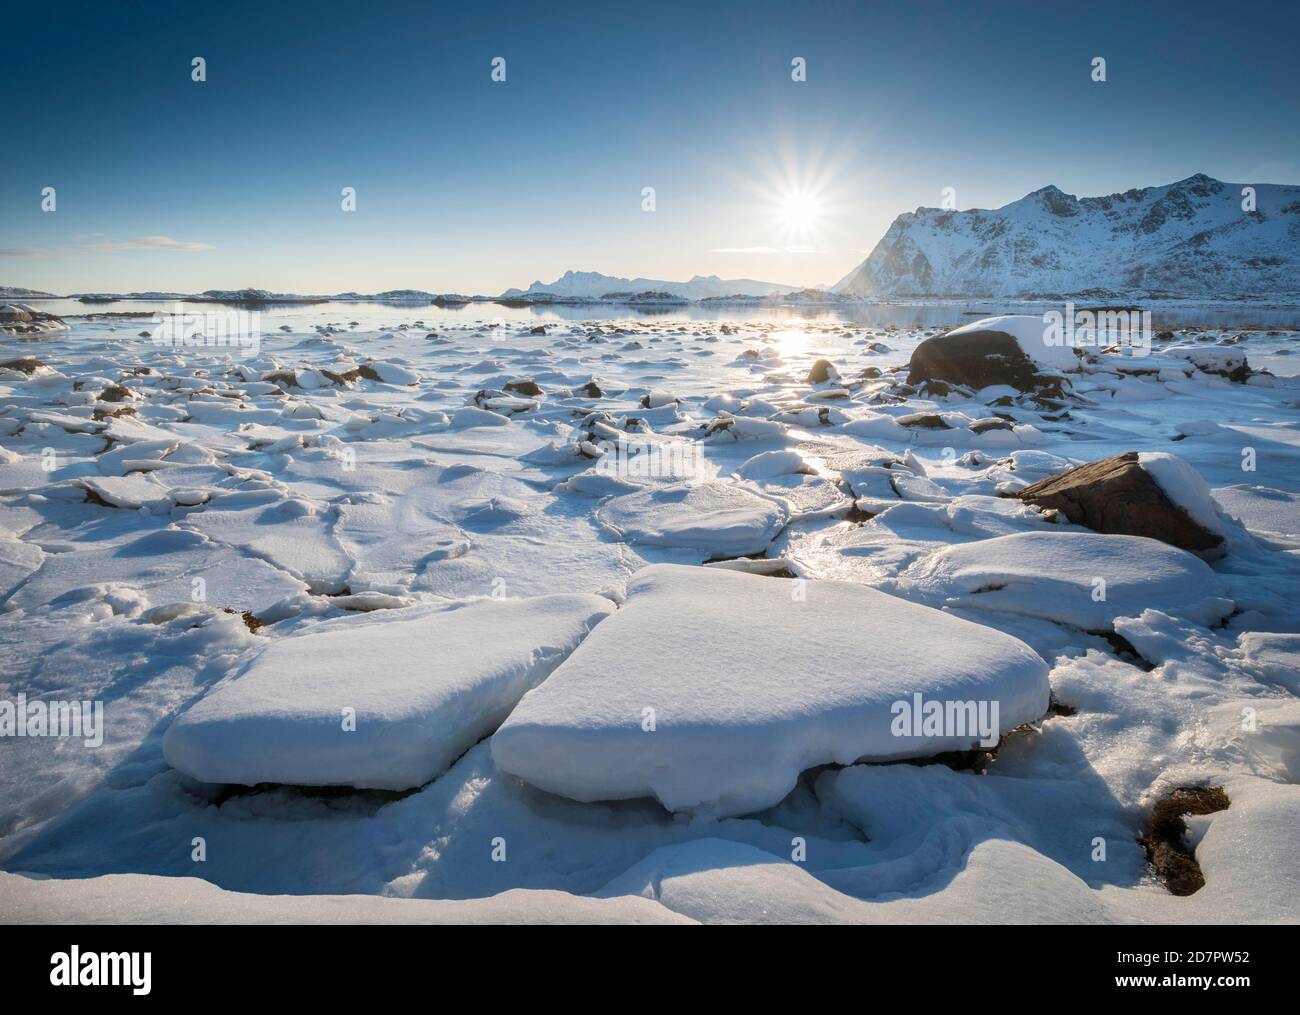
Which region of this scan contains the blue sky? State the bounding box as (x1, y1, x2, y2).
(4, 0, 1297, 295)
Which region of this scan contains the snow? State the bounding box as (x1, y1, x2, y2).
(896, 530, 1235, 631)
(505, 270, 792, 301)
(945, 314, 1080, 372)
(163, 594, 613, 789)
(2, 301, 1299, 925)
(0, 535, 43, 604)
(1138, 451, 1231, 539)
(76, 474, 172, 511)
(492, 563, 1049, 816)
(595, 773, 1300, 924)
(367, 360, 420, 385)
(182, 491, 354, 594)
(1236, 632, 1300, 695)
(451, 406, 510, 427)
(1212, 485, 1300, 547)
(595, 482, 789, 558)
(834, 174, 1300, 300)
(5, 526, 304, 615)
(595, 836, 1114, 924)
(0, 871, 688, 925)
(735, 449, 814, 480)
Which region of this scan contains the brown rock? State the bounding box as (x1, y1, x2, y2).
(1015, 451, 1224, 558)
(908, 328, 1066, 392)
(1141, 786, 1229, 896)
(0, 357, 45, 374)
(98, 384, 134, 402)
(806, 359, 838, 384)
(898, 412, 951, 429)
(970, 417, 1014, 434)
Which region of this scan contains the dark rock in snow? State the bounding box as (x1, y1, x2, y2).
(1141, 786, 1229, 896)
(806, 359, 839, 384)
(98, 384, 134, 402)
(908, 328, 1060, 392)
(916, 379, 973, 398)
(1015, 451, 1225, 558)
(898, 412, 952, 430)
(0, 303, 67, 334)
(504, 379, 543, 397)
(0, 357, 46, 374)
(970, 417, 1014, 434)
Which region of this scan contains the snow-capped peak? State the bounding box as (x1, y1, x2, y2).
(834, 174, 1300, 299)
(501, 271, 794, 300)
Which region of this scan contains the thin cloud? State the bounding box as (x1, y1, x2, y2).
(81, 235, 214, 253)
(0, 235, 213, 257)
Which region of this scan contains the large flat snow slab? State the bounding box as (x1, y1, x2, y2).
(595, 482, 788, 558)
(164, 594, 614, 790)
(492, 563, 1049, 815)
(897, 530, 1234, 630)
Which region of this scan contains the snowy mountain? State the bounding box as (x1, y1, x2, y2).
(501, 270, 794, 301)
(0, 286, 57, 298)
(834, 174, 1300, 300)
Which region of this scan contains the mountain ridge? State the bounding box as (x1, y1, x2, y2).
(833, 173, 1300, 299)
(500, 270, 794, 300)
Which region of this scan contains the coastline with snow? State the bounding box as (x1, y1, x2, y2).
(2, 302, 1298, 926)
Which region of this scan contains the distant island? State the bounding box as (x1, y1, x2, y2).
(7, 282, 863, 309)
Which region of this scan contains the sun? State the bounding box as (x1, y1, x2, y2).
(779, 190, 822, 231)
(722, 144, 849, 254)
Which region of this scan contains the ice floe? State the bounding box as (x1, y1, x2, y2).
(595, 482, 788, 558)
(164, 593, 614, 789)
(493, 563, 1049, 815)
(896, 530, 1235, 631)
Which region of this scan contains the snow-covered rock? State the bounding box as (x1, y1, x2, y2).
(1017, 451, 1228, 558)
(734, 449, 815, 480)
(908, 315, 1078, 391)
(367, 360, 420, 385)
(1137, 452, 1231, 540)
